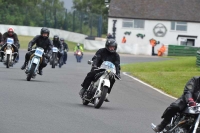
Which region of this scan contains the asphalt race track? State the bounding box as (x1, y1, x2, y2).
(0, 50, 174, 133)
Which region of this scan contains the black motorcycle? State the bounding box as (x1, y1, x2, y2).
(151, 103, 200, 133)
(50, 47, 64, 68)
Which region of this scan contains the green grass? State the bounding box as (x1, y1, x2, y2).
(122, 57, 199, 98)
(18, 35, 89, 52)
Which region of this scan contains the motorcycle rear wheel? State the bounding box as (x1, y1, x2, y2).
(27, 63, 36, 81)
(94, 86, 108, 109)
(52, 53, 56, 68)
(6, 54, 10, 68)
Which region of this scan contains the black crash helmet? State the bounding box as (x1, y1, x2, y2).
(105, 39, 117, 53)
(60, 38, 64, 41)
(40, 27, 50, 38)
(53, 35, 59, 41)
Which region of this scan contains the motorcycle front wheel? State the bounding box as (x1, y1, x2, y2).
(94, 86, 108, 109)
(27, 63, 36, 81)
(6, 54, 10, 68)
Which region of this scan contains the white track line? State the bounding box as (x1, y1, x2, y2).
(123, 72, 177, 100)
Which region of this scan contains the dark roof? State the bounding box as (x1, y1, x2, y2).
(109, 0, 200, 22)
(177, 35, 198, 40)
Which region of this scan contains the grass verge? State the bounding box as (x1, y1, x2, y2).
(121, 56, 199, 98)
(18, 35, 94, 52)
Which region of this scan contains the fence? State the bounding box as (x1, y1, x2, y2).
(196, 51, 200, 66)
(0, 4, 104, 37)
(168, 45, 200, 56)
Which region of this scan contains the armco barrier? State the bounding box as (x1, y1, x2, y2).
(0, 24, 159, 55)
(0, 24, 87, 44)
(196, 51, 200, 66)
(168, 45, 200, 56)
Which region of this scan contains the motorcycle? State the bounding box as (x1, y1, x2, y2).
(25, 47, 44, 81)
(63, 49, 68, 64)
(50, 47, 58, 68)
(75, 49, 82, 62)
(81, 60, 121, 109)
(151, 103, 200, 133)
(50, 47, 64, 68)
(0, 38, 18, 68)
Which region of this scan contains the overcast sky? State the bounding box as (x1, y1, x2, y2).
(60, 0, 73, 11)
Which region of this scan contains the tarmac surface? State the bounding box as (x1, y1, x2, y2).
(0, 50, 174, 133)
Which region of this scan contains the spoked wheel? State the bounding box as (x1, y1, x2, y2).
(52, 53, 56, 68)
(27, 64, 36, 81)
(94, 86, 108, 109)
(59, 56, 63, 68)
(6, 54, 10, 68)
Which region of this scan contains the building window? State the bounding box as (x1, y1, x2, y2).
(122, 20, 133, 28)
(122, 19, 145, 29)
(134, 19, 144, 28)
(171, 22, 187, 31)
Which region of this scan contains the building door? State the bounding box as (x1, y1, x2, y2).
(187, 39, 195, 46)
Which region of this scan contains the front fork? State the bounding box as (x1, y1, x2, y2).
(93, 78, 110, 98)
(193, 114, 200, 133)
(26, 57, 40, 74)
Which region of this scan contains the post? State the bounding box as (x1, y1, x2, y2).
(44, 7, 47, 26)
(64, 9, 68, 30)
(97, 15, 102, 37)
(73, 11, 75, 32)
(80, 11, 83, 33)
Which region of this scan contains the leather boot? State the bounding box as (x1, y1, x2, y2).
(152, 118, 170, 132)
(21, 62, 27, 70)
(38, 68, 43, 75)
(79, 88, 86, 97)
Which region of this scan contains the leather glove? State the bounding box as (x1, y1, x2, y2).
(92, 64, 98, 69)
(188, 98, 196, 106)
(28, 47, 32, 51)
(45, 53, 50, 59)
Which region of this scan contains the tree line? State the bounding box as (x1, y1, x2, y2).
(0, 0, 108, 37)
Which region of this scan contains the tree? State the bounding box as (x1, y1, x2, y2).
(72, 0, 109, 35)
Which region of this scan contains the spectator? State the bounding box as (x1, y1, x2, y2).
(158, 44, 166, 56)
(107, 33, 113, 39)
(122, 36, 126, 43)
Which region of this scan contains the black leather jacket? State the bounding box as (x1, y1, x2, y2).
(53, 40, 63, 50)
(92, 48, 120, 75)
(62, 42, 68, 51)
(28, 35, 53, 53)
(2, 32, 19, 47)
(0, 32, 2, 43)
(183, 76, 200, 103)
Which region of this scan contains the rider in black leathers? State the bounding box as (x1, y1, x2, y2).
(52, 35, 63, 65)
(152, 76, 200, 132)
(0, 27, 19, 62)
(60, 38, 68, 64)
(79, 39, 121, 102)
(21, 27, 53, 75)
(0, 32, 2, 44)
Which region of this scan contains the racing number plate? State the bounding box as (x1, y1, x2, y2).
(35, 48, 44, 57)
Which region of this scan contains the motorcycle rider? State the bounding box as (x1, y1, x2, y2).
(152, 76, 200, 132)
(21, 27, 53, 75)
(79, 39, 121, 102)
(60, 38, 68, 64)
(74, 43, 83, 62)
(52, 35, 64, 67)
(0, 27, 19, 62)
(0, 32, 2, 44)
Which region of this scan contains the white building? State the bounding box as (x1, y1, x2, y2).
(108, 0, 200, 55)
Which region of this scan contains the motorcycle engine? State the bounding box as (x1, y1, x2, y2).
(174, 127, 185, 133)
